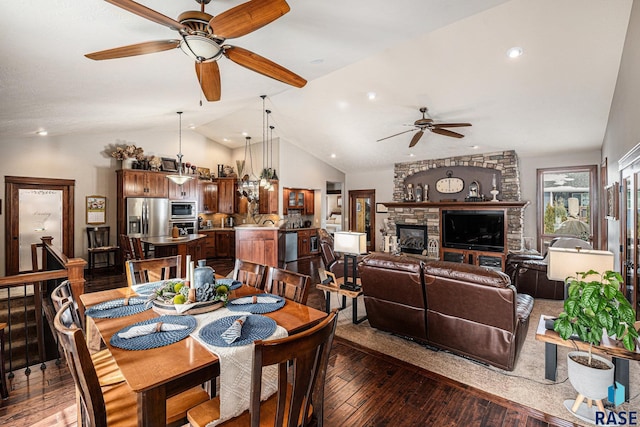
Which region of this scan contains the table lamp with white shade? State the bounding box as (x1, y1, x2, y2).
(333, 231, 367, 291)
(547, 247, 615, 299)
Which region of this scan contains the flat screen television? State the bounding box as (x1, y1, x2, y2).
(442, 210, 505, 253)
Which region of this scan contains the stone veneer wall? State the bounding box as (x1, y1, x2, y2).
(387, 150, 524, 253)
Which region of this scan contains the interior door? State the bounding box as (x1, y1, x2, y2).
(348, 189, 375, 253)
(5, 176, 75, 274)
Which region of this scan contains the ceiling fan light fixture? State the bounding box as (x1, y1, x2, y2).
(180, 35, 222, 62)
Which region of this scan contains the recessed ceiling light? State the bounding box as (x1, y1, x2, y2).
(367, 92, 376, 100)
(470, 145, 479, 149)
(337, 101, 349, 110)
(36, 130, 48, 136)
(408, 153, 415, 157)
(223, 138, 229, 142)
(330, 153, 336, 158)
(507, 47, 523, 59)
(310, 58, 324, 64)
(242, 132, 248, 136)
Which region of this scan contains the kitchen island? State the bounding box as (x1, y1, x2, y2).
(234, 226, 281, 268)
(141, 234, 206, 277)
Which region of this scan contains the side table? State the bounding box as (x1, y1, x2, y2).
(316, 277, 367, 325)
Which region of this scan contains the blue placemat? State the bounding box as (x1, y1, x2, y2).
(226, 293, 285, 314)
(199, 315, 277, 347)
(110, 315, 196, 350)
(215, 278, 242, 290)
(85, 297, 150, 319)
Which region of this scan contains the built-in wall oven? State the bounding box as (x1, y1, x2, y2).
(168, 220, 198, 236)
(169, 200, 197, 220)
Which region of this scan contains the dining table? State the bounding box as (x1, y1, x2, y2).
(79, 282, 327, 427)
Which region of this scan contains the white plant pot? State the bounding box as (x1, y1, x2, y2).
(122, 158, 136, 169)
(567, 350, 614, 401)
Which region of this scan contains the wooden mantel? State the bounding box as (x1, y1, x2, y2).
(381, 201, 529, 209)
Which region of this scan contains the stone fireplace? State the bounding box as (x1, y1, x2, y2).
(396, 224, 428, 254)
(386, 150, 525, 255)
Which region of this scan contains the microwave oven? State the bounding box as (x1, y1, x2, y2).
(169, 201, 197, 220)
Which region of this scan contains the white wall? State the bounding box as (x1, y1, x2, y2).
(278, 140, 345, 228)
(602, 1, 640, 268)
(518, 149, 602, 245)
(1, 129, 231, 274)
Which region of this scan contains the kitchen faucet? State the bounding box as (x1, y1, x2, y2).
(263, 219, 276, 225)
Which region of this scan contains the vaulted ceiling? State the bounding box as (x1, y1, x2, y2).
(1, 0, 633, 172)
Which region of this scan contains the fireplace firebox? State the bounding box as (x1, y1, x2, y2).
(396, 224, 428, 254)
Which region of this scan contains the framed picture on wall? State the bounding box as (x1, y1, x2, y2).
(375, 203, 388, 213)
(605, 182, 619, 220)
(86, 195, 106, 225)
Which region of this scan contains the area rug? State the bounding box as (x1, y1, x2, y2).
(332, 294, 640, 426)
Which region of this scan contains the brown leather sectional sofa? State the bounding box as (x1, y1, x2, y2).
(358, 252, 534, 371)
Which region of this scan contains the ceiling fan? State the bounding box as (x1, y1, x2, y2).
(85, 0, 307, 102)
(377, 107, 472, 147)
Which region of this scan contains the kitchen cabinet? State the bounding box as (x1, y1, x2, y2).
(201, 230, 216, 258)
(215, 230, 235, 258)
(259, 180, 279, 214)
(283, 188, 314, 215)
(198, 181, 218, 213)
(235, 228, 279, 268)
(119, 170, 168, 198)
(297, 229, 313, 258)
(303, 189, 315, 215)
(168, 177, 198, 200)
(217, 178, 237, 214)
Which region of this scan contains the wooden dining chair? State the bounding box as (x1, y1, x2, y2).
(120, 234, 145, 262)
(187, 310, 338, 427)
(264, 267, 311, 305)
(232, 259, 267, 289)
(86, 226, 119, 276)
(50, 281, 125, 387)
(125, 255, 182, 287)
(54, 301, 210, 427)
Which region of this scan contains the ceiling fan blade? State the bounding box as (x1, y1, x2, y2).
(431, 128, 465, 138)
(85, 40, 180, 60)
(409, 130, 424, 147)
(376, 128, 417, 142)
(209, 0, 290, 39)
(195, 62, 221, 102)
(432, 123, 472, 128)
(105, 0, 187, 31)
(223, 46, 306, 87)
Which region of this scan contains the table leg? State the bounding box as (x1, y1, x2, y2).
(138, 387, 166, 427)
(325, 291, 331, 314)
(613, 357, 630, 402)
(544, 342, 557, 381)
(351, 296, 368, 325)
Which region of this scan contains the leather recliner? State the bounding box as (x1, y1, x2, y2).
(317, 228, 365, 279)
(505, 237, 592, 300)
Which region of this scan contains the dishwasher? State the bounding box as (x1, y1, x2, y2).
(285, 231, 298, 262)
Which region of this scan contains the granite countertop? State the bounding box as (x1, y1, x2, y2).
(141, 234, 206, 245)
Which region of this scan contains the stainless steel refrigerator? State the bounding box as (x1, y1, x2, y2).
(126, 198, 169, 236)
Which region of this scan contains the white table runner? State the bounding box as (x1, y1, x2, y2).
(190, 307, 287, 426)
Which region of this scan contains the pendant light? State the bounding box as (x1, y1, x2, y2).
(167, 111, 193, 185)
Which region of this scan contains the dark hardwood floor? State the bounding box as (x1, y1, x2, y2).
(0, 256, 573, 427)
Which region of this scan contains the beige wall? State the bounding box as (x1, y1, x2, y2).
(1, 129, 231, 275)
(602, 1, 640, 267)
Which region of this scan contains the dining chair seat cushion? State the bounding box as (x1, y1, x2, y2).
(187, 383, 312, 427)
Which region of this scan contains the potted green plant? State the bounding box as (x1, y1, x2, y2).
(554, 270, 638, 408)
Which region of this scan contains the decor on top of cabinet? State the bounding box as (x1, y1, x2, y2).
(149, 156, 162, 172)
(111, 144, 145, 168)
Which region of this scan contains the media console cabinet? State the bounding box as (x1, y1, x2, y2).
(381, 201, 529, 271)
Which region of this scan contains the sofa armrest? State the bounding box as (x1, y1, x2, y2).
(518, 259, 548, 273)
(515, 294, 534, 322)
